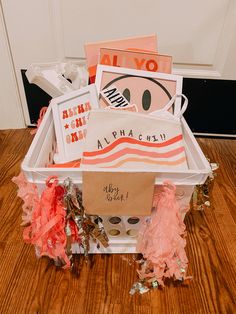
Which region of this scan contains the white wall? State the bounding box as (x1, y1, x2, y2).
(61, 0, 229, 66)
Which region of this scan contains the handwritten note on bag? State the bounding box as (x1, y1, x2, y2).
(83, 172, 156, 216)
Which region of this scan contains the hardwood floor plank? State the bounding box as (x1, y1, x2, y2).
(0, 129, 235, 314)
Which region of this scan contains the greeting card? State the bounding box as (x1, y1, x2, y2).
(84, 34, 157, 83)
(51, 84, 99, 163)
(100, 48, 172, 73)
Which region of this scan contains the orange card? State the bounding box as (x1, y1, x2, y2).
(84, 34, 157, 83)
(100, 48, 172, 74)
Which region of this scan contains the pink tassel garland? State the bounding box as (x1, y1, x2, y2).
(137, 181, 189, 286)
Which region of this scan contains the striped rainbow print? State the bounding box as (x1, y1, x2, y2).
(82, 134, 188, 169)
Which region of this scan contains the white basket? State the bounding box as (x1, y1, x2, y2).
(22, 104, 211, 253)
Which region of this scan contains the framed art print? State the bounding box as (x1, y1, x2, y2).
(99, 48, 172, 74)
(95, 65, 183, 114)
(51, 84, 99, 163)
(84, 34, 157, 83)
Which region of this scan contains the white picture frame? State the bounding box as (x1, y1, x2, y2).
(51, 84, 99, 163)
(95, 65, 183, 115)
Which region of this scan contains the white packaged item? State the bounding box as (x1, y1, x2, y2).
(26, 61, 88, 97)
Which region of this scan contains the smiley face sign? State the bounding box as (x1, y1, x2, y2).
(95, 65, 183, 114)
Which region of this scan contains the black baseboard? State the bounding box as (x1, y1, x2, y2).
(21, 70, 51, 124)
(183, 78, 235, 136)
(21, 70, 236, 137)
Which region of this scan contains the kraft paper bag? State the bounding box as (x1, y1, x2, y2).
(83, 171, 156, 216)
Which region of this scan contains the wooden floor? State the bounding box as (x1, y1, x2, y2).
(0, 129, 235, 314)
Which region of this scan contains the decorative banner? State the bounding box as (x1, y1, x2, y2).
(84, 34, 157, 83)
(83, 171, 156, 216)
(51, 84, 99, 163)
(100, 48, 172, 74)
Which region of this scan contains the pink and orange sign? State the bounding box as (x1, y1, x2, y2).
(84, 34, 157, 83)
(99, 48, 172, 74)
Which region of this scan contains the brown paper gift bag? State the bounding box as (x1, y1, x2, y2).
(83, 171, 156, 216)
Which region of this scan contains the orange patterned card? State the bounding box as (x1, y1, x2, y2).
(99, 48, 172, 74)
(84, 34, 157, 83)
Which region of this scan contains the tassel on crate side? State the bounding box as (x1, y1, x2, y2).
(131, 181, 192, 294)
(23, 176, 71, 268)
(63, 178, 109, 261)
(13, 173, 109, 270)
(130, 161, 218, 295)
(64, 178, 92, 260)
(12, 171, 39, 227)
(191, 162, 219, 211)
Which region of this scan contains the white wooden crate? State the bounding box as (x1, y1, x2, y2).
(22, 104, 211, 253)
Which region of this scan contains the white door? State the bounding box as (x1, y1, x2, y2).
(1, 0, 236, 128)
(0, 3, 24, 129)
